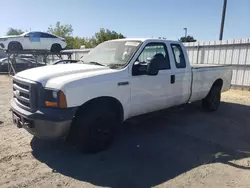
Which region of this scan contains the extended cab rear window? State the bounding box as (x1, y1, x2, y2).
(171, 44, 186, 69)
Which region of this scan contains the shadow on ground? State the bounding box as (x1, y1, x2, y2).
(31, 101, 250, 188)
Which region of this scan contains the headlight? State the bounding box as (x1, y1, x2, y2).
(44, 89, 67, 108)
(52, 91, 58, 99)
(0, 38, 8, 41)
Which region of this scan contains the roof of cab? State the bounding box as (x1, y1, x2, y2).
(110, 38, 179, 43)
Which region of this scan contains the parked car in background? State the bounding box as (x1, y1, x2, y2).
(0, 50, 6, 59)
(17, 54, 35, 59)
(0, 31, 66, 52)
(0, 57, 45, 73)
(52, 59, 78, 65)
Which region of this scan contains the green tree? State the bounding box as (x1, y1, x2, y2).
(84, 37, 98, 48)
(83, 28, 125, 48)
(48, 24, 125, 49)
(73, 37, 86, 49)
(48, 21, 73, 38)
(65, 36, 75, 49)
(95, 28, 125, 44)
(179, 35, 197, 42)
(6, 28, 24, 35)
(64, 36, 85, 49)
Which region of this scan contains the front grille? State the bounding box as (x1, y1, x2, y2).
(17, 99, 30, 108)
(13, 77, 38, 111)
(20, 92, 29, 99)
(14, 81, 29, 90)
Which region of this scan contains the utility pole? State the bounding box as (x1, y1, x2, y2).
(219, 0, 227, 40)
(183, 28, 187, 38)
(183, 28, 187, 42)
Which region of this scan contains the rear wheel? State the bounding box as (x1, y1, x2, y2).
(67, 103, 119, 153)
(8, 42, 23, 52)
(51, 44, 62, 52)
(202, 86, 221, 111)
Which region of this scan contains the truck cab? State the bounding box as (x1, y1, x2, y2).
(11, 38, 232, 153)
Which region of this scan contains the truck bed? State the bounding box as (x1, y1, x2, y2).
(189, 63, 232, 103)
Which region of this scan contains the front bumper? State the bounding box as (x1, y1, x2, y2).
(11, 99, 77, 139)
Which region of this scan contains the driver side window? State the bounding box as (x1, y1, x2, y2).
(137, 43, 170, 70)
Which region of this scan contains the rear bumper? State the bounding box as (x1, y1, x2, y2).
(11, 99, 77, 139)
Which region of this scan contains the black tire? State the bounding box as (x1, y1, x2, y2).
(51, 44, 62, 52)
(202, 86, 221, 112)
(67, 102, 119, 153)
(8, 42, 23, 52)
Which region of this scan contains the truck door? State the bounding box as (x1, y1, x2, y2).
(129, 42, 176, 117)
(169, 43, 192, 105)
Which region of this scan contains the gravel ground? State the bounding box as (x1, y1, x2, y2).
(1, 75, 250, 188)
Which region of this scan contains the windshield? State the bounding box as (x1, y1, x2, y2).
(80, 40, 141, 68)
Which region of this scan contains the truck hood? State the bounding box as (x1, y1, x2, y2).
(16, 64, 116, 87)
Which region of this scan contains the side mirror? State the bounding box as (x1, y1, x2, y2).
(132, 53, 161, 76)
(132, 61, 147, 75)
(147, 58, 160, 76)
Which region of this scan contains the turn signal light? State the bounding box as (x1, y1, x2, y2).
(58, 91, 67, 108)
(45, 101, 57, 107)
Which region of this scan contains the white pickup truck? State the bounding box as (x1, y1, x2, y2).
(11, 38, 232, 152)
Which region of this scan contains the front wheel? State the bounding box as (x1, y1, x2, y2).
(8, 42, 23, 52)
(67, 105, 118, 153)
(202, 86, 221, 111)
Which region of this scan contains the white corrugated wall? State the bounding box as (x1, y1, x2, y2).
(184, 38, 250, 89)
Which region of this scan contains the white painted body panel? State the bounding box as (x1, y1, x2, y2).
(129, 70, 176, 116)
(0, 33, 66, 51)
(14, 38, 232, 121)
(165, 42, 192, 105)
(189, 65, 232, 102)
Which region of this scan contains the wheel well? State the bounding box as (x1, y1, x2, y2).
(75, 97, 124, 122)
(212, 79, 223, 90)
(51, 43, 61, 47)
(8, 41, 23, 49)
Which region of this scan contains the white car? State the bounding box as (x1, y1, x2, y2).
(0, 31, 66, 52)
(11, 38, 232, 152)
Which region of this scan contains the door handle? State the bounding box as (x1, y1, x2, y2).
(171, 75, 175, 84)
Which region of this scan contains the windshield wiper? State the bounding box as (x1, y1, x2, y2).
(107, 64, 124, 69)
(88, 61, 105, 66)
(79, 60, 105, 67)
